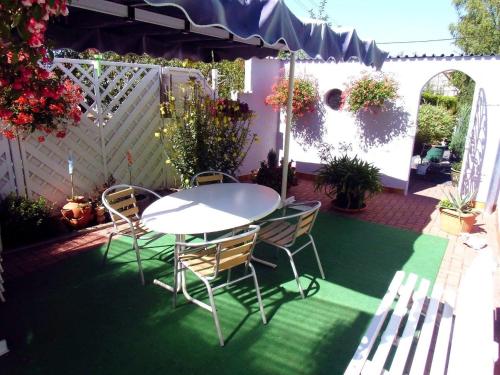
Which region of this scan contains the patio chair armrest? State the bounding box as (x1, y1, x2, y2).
(129, 185, 162, 199)
(258, 202, 320, 223)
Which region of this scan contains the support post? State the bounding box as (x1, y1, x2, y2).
(280, 52, 296, 205)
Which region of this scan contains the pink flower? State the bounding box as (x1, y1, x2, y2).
(21, 0, 35, 7)
(38, 136, 45, 143)
(28, 34, 44, 48)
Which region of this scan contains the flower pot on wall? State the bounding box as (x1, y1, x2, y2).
(439, 208, 476, 235)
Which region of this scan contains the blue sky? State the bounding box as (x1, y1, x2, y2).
(284, 0, 461, 56)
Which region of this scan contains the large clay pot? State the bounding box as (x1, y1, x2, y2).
(61, 201, 94, 229)
(439, 208, 476, 235)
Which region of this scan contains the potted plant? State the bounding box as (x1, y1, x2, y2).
(265, 74, 319, 121)
(314, 147, 382, 211)
(438, 190, 477, 234)
(252, 149, 296, 193)
(451, 161, 462, 187)
(340, 72, 398, 114)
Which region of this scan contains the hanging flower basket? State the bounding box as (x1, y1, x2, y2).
(264, 75, 319, 121)
(340, 73, 398, 114)
(0, 0, 82, 142)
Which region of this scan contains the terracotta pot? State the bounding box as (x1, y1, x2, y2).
(61, 202, 94, 229)
(439, 208, 476, 235)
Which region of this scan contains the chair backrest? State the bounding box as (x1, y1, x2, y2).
(287, 201, 321, 241)
(184, 225, 259, 279)
(190, 171, 239, 187)
(102, 184, 161, 226)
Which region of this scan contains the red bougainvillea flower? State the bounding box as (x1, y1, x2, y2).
(0, 0, 80, 142)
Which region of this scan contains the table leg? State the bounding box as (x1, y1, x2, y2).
(152, 234, 183, 301)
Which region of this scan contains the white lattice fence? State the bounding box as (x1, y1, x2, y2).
(0, 135, 17, 198)
(0, 59, 215, 207)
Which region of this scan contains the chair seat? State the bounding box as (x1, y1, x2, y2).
(259, 221, 297, 246)
(114, 218, 152, 238)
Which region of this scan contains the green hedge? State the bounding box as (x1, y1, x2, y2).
(421, 91, 457, 114)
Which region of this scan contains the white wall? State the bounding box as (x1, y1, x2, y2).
(244, 55, 500, 203)
(238, 58, 281, 175)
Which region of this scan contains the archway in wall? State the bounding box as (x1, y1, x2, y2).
(407, 69, 476, 197)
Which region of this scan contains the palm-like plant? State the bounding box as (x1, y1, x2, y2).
(315, 151, 382, 209)
(439, 189, 475, 215)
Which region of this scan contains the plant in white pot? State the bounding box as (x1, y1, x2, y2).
(438, 190, 477, 235)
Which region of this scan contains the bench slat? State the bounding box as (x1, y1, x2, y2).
(408, 282, 444, 375)
(344, 271, 406, 375)
(429, 291, 456, 375)
(365, 273, 419, 374)
(389, 278, 431, 375)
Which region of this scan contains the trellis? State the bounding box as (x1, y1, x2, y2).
(0, 58, 212, 207)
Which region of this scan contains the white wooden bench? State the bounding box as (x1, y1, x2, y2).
(345, 249, 498, 375)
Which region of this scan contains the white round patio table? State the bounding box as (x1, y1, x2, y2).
(141, 183, 281, 300)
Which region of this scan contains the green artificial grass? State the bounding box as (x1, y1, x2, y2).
(0, 213, 447, 375)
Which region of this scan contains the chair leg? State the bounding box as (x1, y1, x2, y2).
(102, 232, 114, 265)
(226, 268, 232, 284)
(309, 235, 325, 279)
(281, 247, 305, 299)
(248, 263, 267, 324)
(133, 238, 145, 286)
(204, 280, 224, 346)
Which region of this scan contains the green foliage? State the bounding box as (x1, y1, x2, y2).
(420, 91, 458, 114)
(416, 104, 456, 145)
(0, 194, 53, 248)
(253, 149, 295, 193)
(449, 0, 500, 55)
(439, 189, 475, 214)
(159, 82, 256, 186)
(314, 146, 382, 209)
(308, 0, 332, 25)
(449, 102, 472, 159)
(450, 71, 475, 108)
(55, 50, 244, 99)
(451, 161, 463, 171)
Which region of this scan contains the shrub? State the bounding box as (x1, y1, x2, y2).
(420, 91, 458, 114)
(159, 81, 256, 186)
(449, 103, 471, 160)
(0, 194, 53, 248)
(314, 146, 382, 209)
(252, 149, 295, 193)
(416, 104, 456, 145)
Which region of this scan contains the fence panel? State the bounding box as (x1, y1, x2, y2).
(1, 59, 212, 207)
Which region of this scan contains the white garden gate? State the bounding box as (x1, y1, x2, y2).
(0, 58, 212, 207)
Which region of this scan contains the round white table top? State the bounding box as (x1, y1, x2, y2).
(141, 183, 281, 235)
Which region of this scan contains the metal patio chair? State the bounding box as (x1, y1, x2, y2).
(176, 225, 266, 346)
(256, 201, 325, 299)
(102, 184, 165, 285)
(190, 170, 239, 187)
